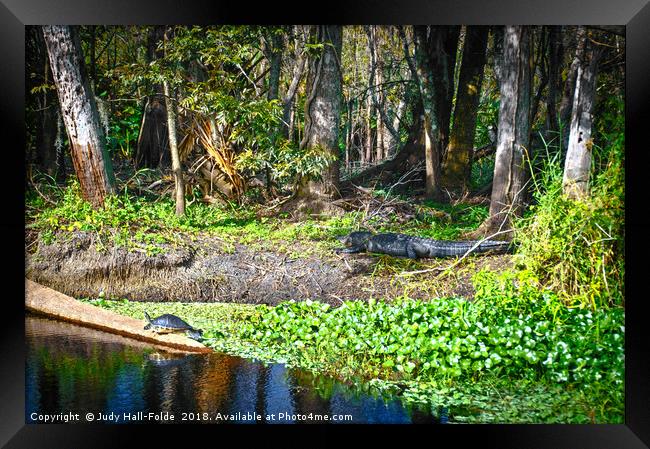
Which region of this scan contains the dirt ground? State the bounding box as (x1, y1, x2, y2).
(26, 230, 514, 305)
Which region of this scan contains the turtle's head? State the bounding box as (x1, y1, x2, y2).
(187, 329, 204, 341)
(340, 231, 373, 247)
(144, 311, 153, 330)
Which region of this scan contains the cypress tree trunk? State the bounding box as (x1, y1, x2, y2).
(485, 26, 532, 232)
(135, 26, 170, 169)
(265, 29, 284, 101)
(42, 25, 114, 208)
(437, 26, 461, 157)
(563, 37, 601, 199)
(299, 25, 343, 198)
(441, 25, 489, 192)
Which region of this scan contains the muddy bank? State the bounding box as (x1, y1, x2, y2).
(26, 231, 512, 305)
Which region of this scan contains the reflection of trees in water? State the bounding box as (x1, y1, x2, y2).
(193, 353, 237, 414)
(26, 317, 431, 423)
(287, 369, 332, 421)
(26, 334, 144, 416)
(142, 353, 205, 413)
(255, 364, 269, 422)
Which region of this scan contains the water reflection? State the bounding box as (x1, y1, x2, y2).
(26, 315, 438, 424)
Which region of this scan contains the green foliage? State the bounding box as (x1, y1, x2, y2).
(93, 294, 623, 423)
(27, 181, 358, 257)
(235, 292, 623, 390)
(237, 142, 336, 186)
(513, 120, 624, 309)
(105, 104, 142, 159)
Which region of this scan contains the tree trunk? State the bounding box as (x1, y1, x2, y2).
(546, 26, 563, 133)
(441, 25, 489, 193)
(559, 26, 586, 148)
(266, 31, 283, 101)
(163, 29, 185, 216)
(413, 26, 453, 200)
(486, 26, 532, 232)
(384, 97, 406, 158)
(365, 95, 374, 164)
(563, 37, 601, 199)
(282, 26, 307, 139)
(31, 27, 59, 177)
(366, 25, 400, 162)
(437, 26, 460, 158)
(298, 25, 343, 198)
(135, 26, 170, 169)
(42, 25, 114, 208)
(529, 27, 549, 132)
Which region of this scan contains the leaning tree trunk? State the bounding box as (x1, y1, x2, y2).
(42, 25, 114, 208)
(441, 25, 489, 193)
(298, 25, 343, 198)
(563, 36, 601, 199)
(485, 26, 532, 233)
(282, 26, 307, 140)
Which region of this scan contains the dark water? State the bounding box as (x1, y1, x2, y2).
(26, 316, 439, 424)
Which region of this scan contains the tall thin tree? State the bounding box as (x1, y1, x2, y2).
(162, 27, 185, 216)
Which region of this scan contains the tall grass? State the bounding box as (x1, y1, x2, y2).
(513, 132, 624, 309)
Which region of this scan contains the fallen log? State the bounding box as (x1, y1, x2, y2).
(25, 279, 212, 354)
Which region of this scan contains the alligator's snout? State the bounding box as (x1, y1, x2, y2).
(336, 235, 350, 245)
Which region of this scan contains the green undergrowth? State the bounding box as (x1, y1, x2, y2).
(26, 179, 489, 258)
(86, 268, 624, 423)
(513, 128, 624, 309)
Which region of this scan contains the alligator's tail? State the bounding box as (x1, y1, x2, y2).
(464, 239, 512, 255)
(429, 239, 512, 257)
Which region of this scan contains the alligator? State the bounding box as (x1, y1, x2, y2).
(335, 231, 511, 259)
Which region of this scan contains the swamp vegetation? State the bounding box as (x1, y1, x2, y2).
(26, 25, 625, 423)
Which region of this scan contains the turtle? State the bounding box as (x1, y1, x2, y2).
(143, 312, 204, 341)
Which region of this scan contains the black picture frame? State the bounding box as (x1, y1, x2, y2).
(3, 0, 649, 446)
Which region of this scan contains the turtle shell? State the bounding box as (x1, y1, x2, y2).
(145, 313, 195, 332)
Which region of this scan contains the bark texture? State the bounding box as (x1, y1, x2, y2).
(559, 27, 587, 146)
(42, 25, 114, 208)
(442, 26, 489, 192)
(487, 26, 532, 231)
(563, 37, 601, 199)
(135, 26, 170, 169)
(413, 26, 442, 199)
(163, 27, 185, 216)
(299, 25, 343, 198)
